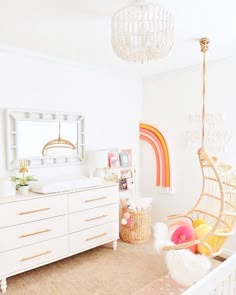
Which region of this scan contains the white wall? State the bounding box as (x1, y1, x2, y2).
(142, 56, 236, 251)
(0, 48, 142, 179)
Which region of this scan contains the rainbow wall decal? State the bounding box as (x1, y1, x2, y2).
(139, 123, 171, 189)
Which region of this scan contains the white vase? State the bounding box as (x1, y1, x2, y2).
(18, 185, 29, 195)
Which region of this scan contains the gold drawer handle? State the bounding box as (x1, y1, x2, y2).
(84, 197, 107, 203)
(18, 208, 50, 215)
(20, 250, 52, 262)
(19, 229, 52, 239)
(85, 215, 108, 222)
(85, 232, 107, 241)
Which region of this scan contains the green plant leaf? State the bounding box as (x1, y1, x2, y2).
(10, 174, 38, 188)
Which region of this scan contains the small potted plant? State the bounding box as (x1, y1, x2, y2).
(10, 160, 37, 195)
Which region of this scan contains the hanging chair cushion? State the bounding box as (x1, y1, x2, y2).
(171, 224, 197, 253)
(195, 223, 219, 255)
(192, 218, 206, 228)
(169, 220, 189, 236)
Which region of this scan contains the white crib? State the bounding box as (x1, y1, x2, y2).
(183, 253, 236, 295)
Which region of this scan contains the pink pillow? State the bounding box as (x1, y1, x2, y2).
(171, 224, 197, 253)
(169, 220, 188, 236)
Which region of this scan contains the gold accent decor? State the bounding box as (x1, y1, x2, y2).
(19, 229, 52, 238)
(85, 233, 107, 241)
(18, 160, 29, 174)
(18, 208, 50, 215)
(84, 197, 108, 203)
(85, 215, 108, 222)
(20, 250, 52, 262)
(42, 123, 76, 156)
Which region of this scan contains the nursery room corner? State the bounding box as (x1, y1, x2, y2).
(1, 1, 236, 294)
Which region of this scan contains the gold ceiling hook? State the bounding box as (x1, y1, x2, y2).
(200, 37, 210, 53)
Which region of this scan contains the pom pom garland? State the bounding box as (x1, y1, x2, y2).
(123, 212, 130, 219)
(121, 210, 132, 226)
(121, 218, 128, 225)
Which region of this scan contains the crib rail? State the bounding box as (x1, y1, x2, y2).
(182, 253, 236, 295)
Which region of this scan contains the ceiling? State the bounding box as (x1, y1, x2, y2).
(0, 0, 236, 77)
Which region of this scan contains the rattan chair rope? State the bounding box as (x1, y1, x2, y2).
(162, 38, 236, 257)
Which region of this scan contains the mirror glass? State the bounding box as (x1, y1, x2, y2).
(5, 109, 85, 170)
(17, 121, 77, 158)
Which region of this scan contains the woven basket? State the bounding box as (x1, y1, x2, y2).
(120, 209, 151, 244)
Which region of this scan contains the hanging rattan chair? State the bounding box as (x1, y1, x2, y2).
(162, 38, 236, 257)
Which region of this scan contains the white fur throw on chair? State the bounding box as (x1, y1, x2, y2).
(166, 249, 211, 287)
(153, 222, 212, 287)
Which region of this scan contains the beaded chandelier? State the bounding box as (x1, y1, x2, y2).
(111, 0, 174, 63)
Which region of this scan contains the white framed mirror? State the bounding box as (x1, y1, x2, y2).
(5, 109, 85, 170)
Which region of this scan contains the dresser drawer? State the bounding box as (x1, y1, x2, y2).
(69, 203, 119, 233)
(0, 195, 67, 228)
(69, 221, 119, 254)
(0, 236, 68, 277)
(68, 186, 118, 213)
(0, 215, 68, 253)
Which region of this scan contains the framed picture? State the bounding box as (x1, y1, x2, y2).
(119, 152, 130, 167)
(121, 149, 132, 166)
(109, 153, 120, 168)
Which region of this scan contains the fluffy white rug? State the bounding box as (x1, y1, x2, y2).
(166, 249, 211, 287)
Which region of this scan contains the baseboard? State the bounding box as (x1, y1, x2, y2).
(220, 248, 234, 259)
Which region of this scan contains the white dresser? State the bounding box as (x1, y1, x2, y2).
(0, 182, 119, 293)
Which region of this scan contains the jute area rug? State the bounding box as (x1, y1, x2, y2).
(6, 238, 168, 295)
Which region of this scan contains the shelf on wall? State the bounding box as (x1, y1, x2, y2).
(104, 166, 136, 192)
